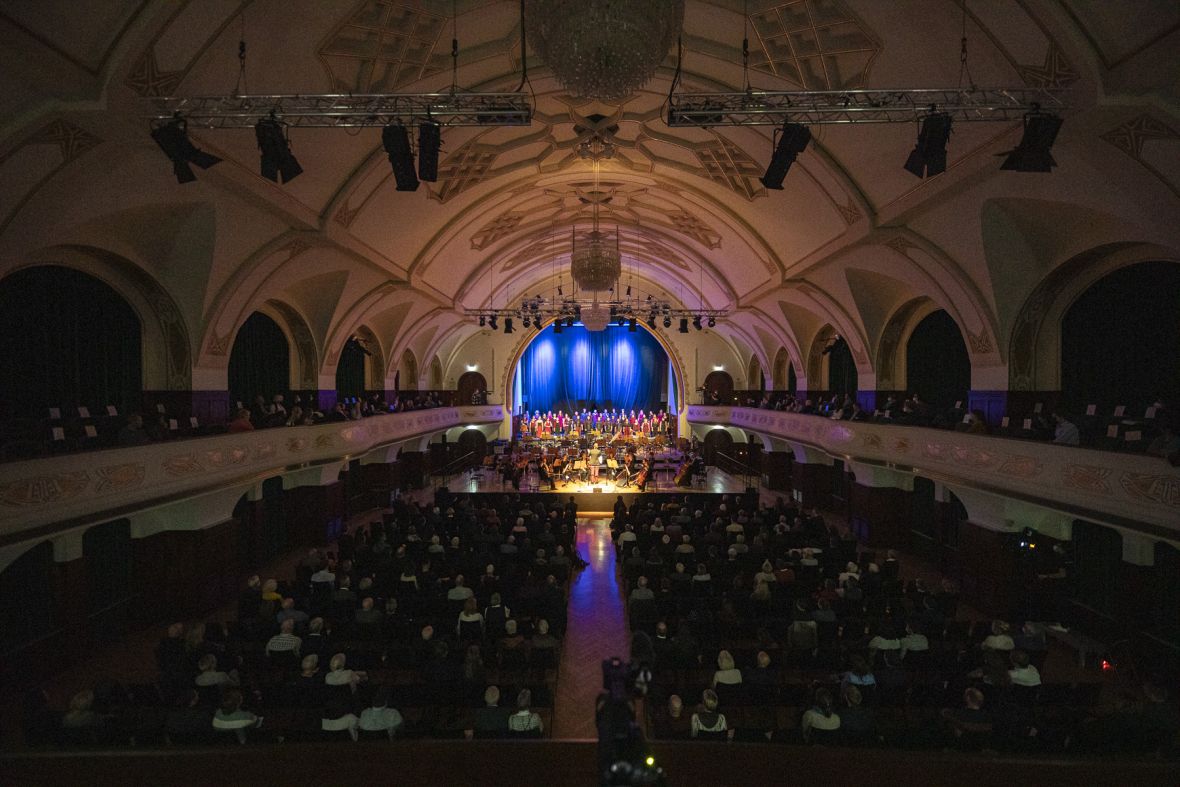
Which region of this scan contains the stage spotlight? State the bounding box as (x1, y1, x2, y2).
(760, 122, 811, 190)
(478, 315, 486, 327)
(707, 316, 716, 328)
(553, 319, 562, 334)
(418, 121, 440, 182)
(255, 116, 302, 184)
(522, 316, 531, 328)
(382, 124, 419, 191)
(1000, 113, 1063, 173)
(150, 118, 221, 183)
(692, 315, 702, 331)
(626, 284, 632, 296)
(678, 317, 689, 333)
(488, 315, 498, 330)
(648, 315, 658, 330)
(504, 318, 514, 334)
(628, 317, 637, 332)
(904, 112, 952, 178)
(663, 315, 671, 328)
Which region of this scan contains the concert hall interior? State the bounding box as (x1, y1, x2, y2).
(0, 2, 1179, 785)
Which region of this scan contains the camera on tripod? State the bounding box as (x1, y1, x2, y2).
(598, 657, 663, 786)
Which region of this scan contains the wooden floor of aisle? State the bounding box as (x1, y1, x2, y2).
(550, 518, 630, 739)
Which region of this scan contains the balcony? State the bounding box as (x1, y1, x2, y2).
(0, 406, 504, 548)
(687, 405, 1179, 539)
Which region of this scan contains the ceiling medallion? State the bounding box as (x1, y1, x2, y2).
(527, 0, 685, 102)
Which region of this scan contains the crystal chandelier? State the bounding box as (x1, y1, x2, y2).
(526, 0, 685, 102)
(570, 228, 621, 292)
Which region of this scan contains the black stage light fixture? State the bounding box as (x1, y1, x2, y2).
(488, 315, 498, 330)
(255, 116, 303, 183)
(151, 118, 221, 184)
(678, 317, 689, 333)
(904, 112, 952, 178)
(628, 317, 637, 332)
(760, 123, 811, 190)
(663, 315, 672, 328)
(522, 316, 531, 329)
(478, 315, 486, 327)
(382, 125, 419, 191)
(504, 318, 514, 334)
(692, 315, 702, 331)
(648, 315, 658, 330)
(553, 319, 563, 334)
(418, 121, 440, 182)
(1000, 113, 1063, 173)
(707, 316, 716, 328)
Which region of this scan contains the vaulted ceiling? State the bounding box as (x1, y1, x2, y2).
(0, 0, 1178, 389)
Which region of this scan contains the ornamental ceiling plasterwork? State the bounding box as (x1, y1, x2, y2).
(469, 180, 722, 264)
(745, 0, 880, 89)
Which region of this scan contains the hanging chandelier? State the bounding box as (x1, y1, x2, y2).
(570, 227, 621, 292)
(526, 0, 685, 102)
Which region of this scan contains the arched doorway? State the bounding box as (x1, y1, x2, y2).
(703, 370, 734, 405)
(702, 428, 734, 464)
(1061, 261, 1180, 413)
(228, 312, 290, 409)
(457, 371, 487, 405)
(0, 265, 142, 419)
(906, 310, 971, 410)
(457, 428, 488, 459)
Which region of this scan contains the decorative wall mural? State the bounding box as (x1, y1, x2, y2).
(0, 120, 102, 233)
(1101, 114, 1180, 200)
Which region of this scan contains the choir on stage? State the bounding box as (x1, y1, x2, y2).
(517, 408, 672, 440)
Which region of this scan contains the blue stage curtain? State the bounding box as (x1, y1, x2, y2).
(520, 324, 666, 413)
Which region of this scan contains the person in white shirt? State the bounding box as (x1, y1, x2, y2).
(899, 621, 929, 658)
(358, 688, 404, 739)
(867, 624, 902, 659)
(507, 689, 543, 734)
(446, 574, 474, 602)
(1008, 650, 1042, 687)
(712, 650, 743, 687)
(321, 695, 359, 740)
(324, 652, 367, 691)
(800, 688, 841, 742)
(266, 619, 302, 656)
(194, 654, 238, 688)
(982, 620, 1015, 651)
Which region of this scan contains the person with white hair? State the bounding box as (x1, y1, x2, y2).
(324, 652, 367, 691)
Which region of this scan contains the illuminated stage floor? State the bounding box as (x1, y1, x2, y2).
(447, 467, 752, 511)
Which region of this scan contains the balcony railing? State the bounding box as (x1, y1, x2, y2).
(0, 406, 504, 548)
(688, 405, 1180, 538)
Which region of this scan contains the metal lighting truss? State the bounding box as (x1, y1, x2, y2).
(148, 92, 533, 128)
(465, 294, 727, 323)
(666, 87, 1068, 127)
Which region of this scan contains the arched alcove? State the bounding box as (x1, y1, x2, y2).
(0, 266, 142, 419)
(429, 355, 443, 389)
(1060, 261, 1180, 413)
(228, 312, 290, 408)
(811, 326, 858, 396)
(397, 349, 418, 392)
(772, 347, 790, 391)
(704, 370, 734, 405)
(906, 310, 971, 410)
(335, 337, 367, 399)
(457, 371, 487, 405)
(747, 354, 763, 392)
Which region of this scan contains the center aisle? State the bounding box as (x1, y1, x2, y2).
(551, 517, 631, 739)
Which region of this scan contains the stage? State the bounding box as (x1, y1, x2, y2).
(446, 466, 752, 512)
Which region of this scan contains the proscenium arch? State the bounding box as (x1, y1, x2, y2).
(499, 317, 689, 432)
(1008, 242, 1180, 391)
